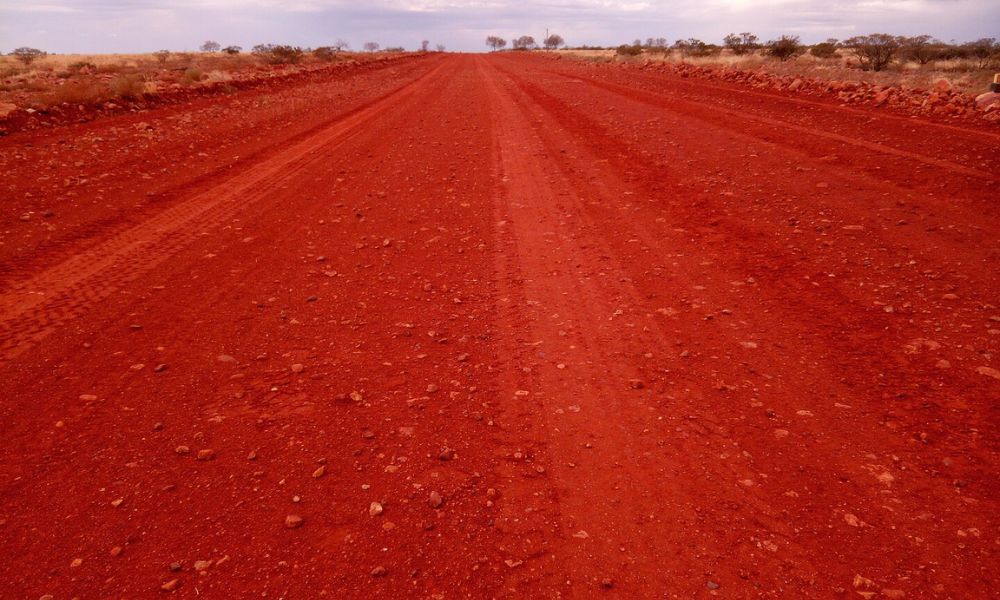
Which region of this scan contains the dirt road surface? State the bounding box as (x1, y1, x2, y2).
(1, 53, 998, 599)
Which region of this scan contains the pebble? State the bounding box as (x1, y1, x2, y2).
(371, 566, 388, 577)
(291, 363, 305, 373)
(154, 363, 168, 373)
(161, 579, 180, 592)
(439, 448, 455, 461)
(707, 580, 720, 590)
(369, 501, 384, 517)
(196, 449, 215, 461)
(429, 491, 443, 508)
(285, 514, 304, 529)
(312, 465, 326, 478)
(194, 560, 211, 571)
(175, 445, 190, 455)
(601, 578, 614, 588)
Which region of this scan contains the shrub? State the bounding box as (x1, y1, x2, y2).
(723, 32, 758, 56)
(67, 61, 97, 74)
(182, 68, 204, 84)
(109, 74, 145, 99)
(673, 38, 714, 58)
(766, 35, 803, 61)
(153, 50, 171, 64)
(200, 40, 221, 53)
(12, 47, 45, 66)
(222, 45, 242, 55)
(513, 36, 537, 50)
(51, 80, 107, 105)
(810, 40, 839, 59)
(842, 34, 901, 71)
(363, 42, 381, 53)
(252, 44, 304, 64)
(313, 46, 339, 61)
(616, 44, 643, 57)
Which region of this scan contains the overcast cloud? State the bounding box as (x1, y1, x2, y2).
(0, 0, 996, 54)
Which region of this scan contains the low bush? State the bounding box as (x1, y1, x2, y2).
(50, 79, 107, 105)
(109, 74, 145, 99)
(616, 44, 643, 57)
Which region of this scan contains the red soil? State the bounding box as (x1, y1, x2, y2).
(1, 53, 997, 599)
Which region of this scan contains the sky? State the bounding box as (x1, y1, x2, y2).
(0, 0, 997, 54)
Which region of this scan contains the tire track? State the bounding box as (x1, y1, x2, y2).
(0, 63, 447, 360)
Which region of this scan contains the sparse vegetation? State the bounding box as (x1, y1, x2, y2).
(109, 74, 145, 99)
(616, 44, 643, 57)
(222, 46, 242, 55)
(154, 50, 171, 64)
(363, 42, 380, 53)
(200, 40, 221, 53)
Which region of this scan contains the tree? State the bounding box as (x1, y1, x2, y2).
(899, 35, 936, 65)
(486, 36, 507, 51)
(842, 34, 901, 71)
(543, 34, 565, 50)
(766, 35, 803, 61)
(200, 40, 221, 53)
(962, 38, 999, 69)
(421, 40, 430, 52)
(723, 32, 759, 55)
(436, 44, 446, 52)
(222, 45, 242, 55)
(332, 39, 350, 51)
(11, 47, 45, 66)
(363, 41, 380, 52)
(153, 50, 171, 64)
(513, 36, 537, 50)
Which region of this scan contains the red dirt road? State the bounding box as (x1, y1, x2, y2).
(1, 53, 998, 599)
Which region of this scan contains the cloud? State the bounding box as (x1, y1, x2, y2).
(0, 0, 996, 53)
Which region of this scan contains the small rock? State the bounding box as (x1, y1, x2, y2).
(193, 560, 211, 571)
(174, 446, 190, 455)
(110, 546, 123, 557)
(707, 580, 720, 590)
(429, 491, 443, 508)
(312, 465, 326, 479)
(196, 449, 215, 461)
(369, 501, 383, 517)
(70, 558, 83, 568)
(601, 578, 614, 589)
(284, 514, 304, 529)
(161, 578, 180, 592)
(438, 448, 455, 461)
(291, 363, 305, 373)
(371, 566, 387, 577)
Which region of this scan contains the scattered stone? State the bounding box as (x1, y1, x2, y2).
(601, 578, 614, 589)
(628, 379, 644, 389)
(161, 579, 180, 592)
(169, 562, 183, 572)
(976, 366, 1000, 380)
(291, 363, 305, 373)
(196, 449, 215, 461)
(110, 546, 123, 557)
(284, 514, 304, 529)
(369, 501, 384, 517)
(175, 445, 190, 455)
(429, 491, 443, 508)
(312, 465, 326, 479)
(70, 558, 83, 568)
(438, 448, 455, 461)
(371, 566, 387, 577)
(706, 580, 720, 590)
(362, 429, 375, 439)
(217, 354, 237, 363)
(194, 560, 211, 571)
